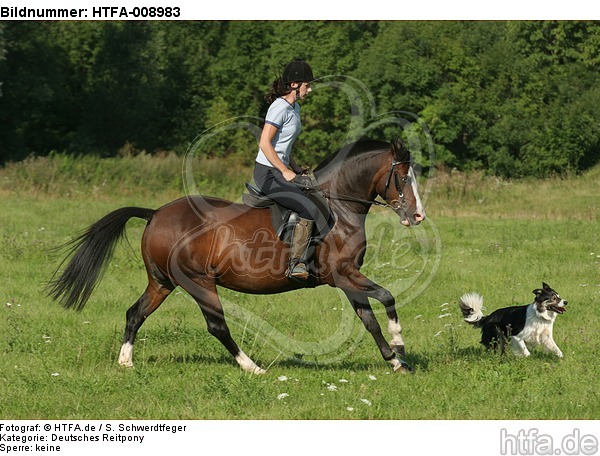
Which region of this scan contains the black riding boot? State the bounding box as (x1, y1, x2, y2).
(287, 217, 314, 280)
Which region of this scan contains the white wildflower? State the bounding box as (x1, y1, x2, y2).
(438, 313, 452, 319)
(347, 407, 354, 412)
(360, 399, 372, 406)
(339, 378, 349, 383)
(278, 375, 289, 382)
(51, 372, 59, 377)
(277, 393, 289, 400)
(327, 384, 338, 391)
(368, 375, 377, 381)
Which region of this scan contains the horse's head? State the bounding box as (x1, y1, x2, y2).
(376, 138, 426, 226)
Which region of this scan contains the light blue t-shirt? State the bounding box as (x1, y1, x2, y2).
(255, 97, 301, 167)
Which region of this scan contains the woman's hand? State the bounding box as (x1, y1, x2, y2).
(282, 168, 297, 182)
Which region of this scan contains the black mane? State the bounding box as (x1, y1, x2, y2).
(314, 140, 389, 174)
(313, 138, 410, 175)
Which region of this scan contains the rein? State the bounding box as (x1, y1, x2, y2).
(316, 160, 412, 215)
(323, 192, 392, 209)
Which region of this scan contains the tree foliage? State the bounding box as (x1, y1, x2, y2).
(0, 23, 5, 97)
(1, 20, 599, 177)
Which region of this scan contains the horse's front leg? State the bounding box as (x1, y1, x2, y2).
(340, 272, 412, 373)
(387, 312, 406, 357)
(344, 270, 407, 355)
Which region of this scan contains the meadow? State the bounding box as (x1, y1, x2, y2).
(1, 153, 599, 420)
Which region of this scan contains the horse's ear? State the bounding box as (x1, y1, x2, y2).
(391, 137, 410, 161)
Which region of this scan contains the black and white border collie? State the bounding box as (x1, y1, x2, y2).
(459, 282, 567, 358)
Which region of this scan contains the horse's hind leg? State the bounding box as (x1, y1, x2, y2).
(118, 280, 173, 367)
(188, 279, 265, 375)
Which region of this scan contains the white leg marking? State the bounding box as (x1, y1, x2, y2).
(235, 351, 266, 375)
(388, 319, 404, 349)
(118, 342, 134, 367)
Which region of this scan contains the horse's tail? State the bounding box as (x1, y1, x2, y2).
(458, 292, 485, 327)
(47, 207, 155, 311)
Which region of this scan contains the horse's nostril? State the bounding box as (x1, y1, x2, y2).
(414, 213, 425, 222)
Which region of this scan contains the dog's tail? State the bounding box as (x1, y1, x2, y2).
(459, 292, 485, 327)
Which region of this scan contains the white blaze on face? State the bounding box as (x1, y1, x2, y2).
(409, 166, 425, 220)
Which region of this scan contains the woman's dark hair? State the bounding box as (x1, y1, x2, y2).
(265, 76, 292, 105)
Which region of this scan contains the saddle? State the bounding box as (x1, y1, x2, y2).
(241, 180, 333, 246)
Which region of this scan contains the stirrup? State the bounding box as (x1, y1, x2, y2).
(287, 260, 309, 281)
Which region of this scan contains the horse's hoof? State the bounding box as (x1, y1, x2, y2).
(390, 357, 414, 374)
(393, 363, 414, 374)
(394, 360, 415, 374)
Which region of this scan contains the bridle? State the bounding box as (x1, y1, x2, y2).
(383, 160, 412, 216)
(315, 159, 413, 216)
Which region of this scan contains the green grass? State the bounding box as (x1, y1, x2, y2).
(1, 155, 599, 419)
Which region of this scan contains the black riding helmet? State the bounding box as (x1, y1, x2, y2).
(282, 59, 314, 85)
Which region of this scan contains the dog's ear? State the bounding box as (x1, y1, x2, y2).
(542, 282, 551, 290)
(533, 288, 543, 297)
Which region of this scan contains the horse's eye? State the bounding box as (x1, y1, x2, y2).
(402, 175, 411, 185)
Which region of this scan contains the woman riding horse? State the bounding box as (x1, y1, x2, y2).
(254, 59, 320, 281)
(48, 59, 427, 374)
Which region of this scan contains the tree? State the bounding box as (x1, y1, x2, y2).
(1, 21, 599, 176)
(0, 22, 77, 161)
(0, 23, 5, 97)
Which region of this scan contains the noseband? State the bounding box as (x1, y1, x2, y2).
(384, 160, 412, 216)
